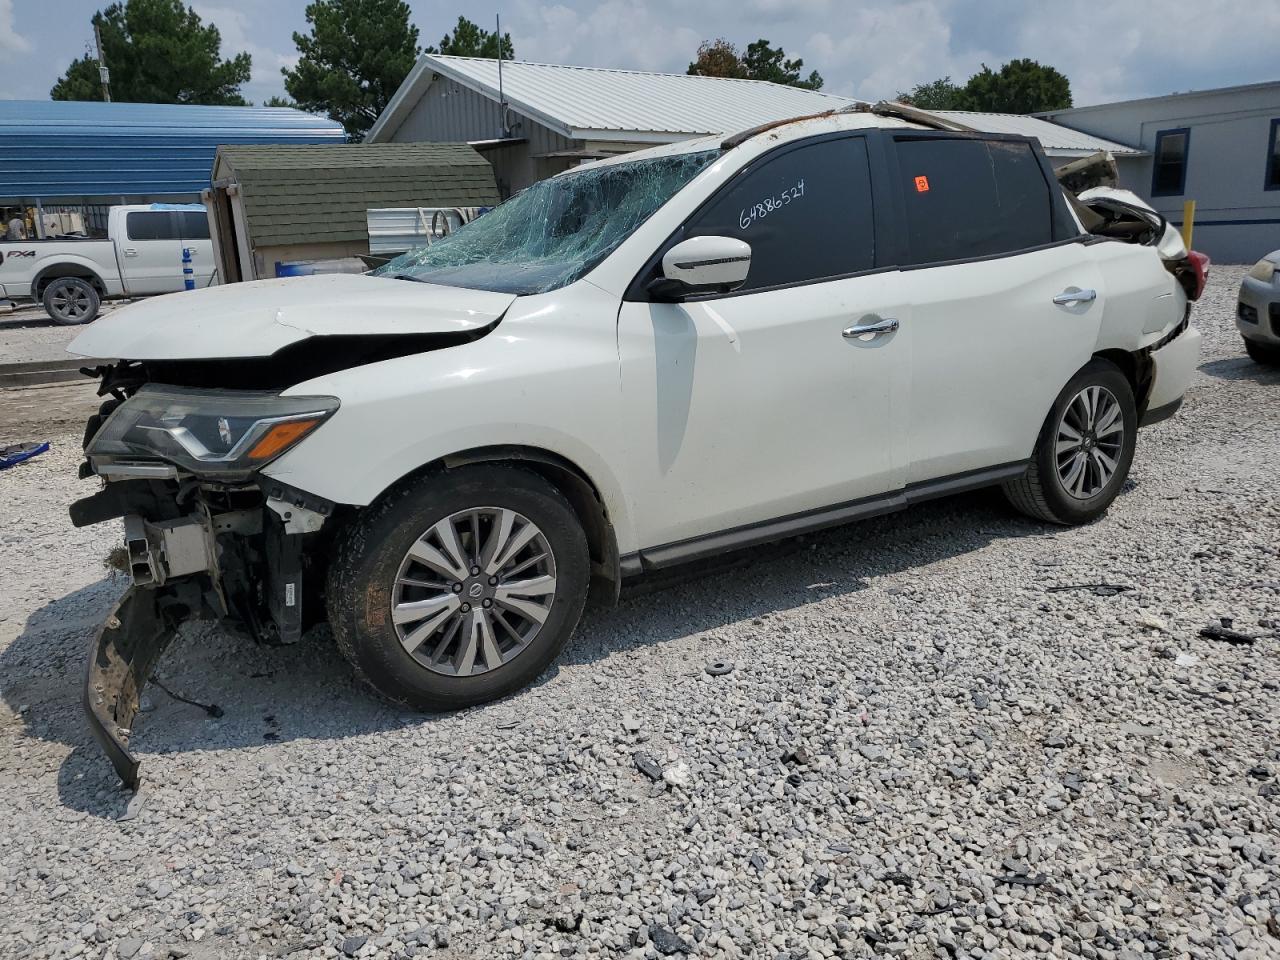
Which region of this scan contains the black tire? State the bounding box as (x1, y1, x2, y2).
(1244, 338, 1280, 366)
(326, 464, 590, 711)
(1003, 358, 1137, 525)
(42, 276, 100, 325)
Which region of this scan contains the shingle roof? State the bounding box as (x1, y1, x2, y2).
(0, 100, 344, 201)
(213, 143, 500, 246)
(929, 110, 1144, 156)
(370, 55, 858, 143)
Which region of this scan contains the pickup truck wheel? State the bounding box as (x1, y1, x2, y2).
(1244, 338, 1280, 366)
(1003, 359, 1137, 525)
(42, 277, 100, 324)
(327, 465, 590, 711)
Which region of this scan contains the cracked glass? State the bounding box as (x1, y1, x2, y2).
(378, 150, 720, 295)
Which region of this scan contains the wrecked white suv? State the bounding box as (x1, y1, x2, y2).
(70, 105, 1208, 785)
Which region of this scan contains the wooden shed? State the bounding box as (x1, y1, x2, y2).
(204, 142, 500, 282)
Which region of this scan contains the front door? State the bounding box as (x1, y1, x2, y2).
(618, 134, 908, 552)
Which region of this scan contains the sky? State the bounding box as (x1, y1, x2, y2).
(1, 0, 1276, 109)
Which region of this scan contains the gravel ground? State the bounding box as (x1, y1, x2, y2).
(1, 265, 1277, 960)
(0, 303, 122, 365)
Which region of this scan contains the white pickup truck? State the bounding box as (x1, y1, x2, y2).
(0, 204, 216, 324)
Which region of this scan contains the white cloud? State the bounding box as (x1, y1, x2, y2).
(194, 2, 296, 103)
(510, 0, 701, 74)
(0, 0, 32, 55)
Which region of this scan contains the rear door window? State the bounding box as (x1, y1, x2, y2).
(179, 212, 210, 240)
(893, 136, 1054, 266)
(126, 211, 179, 241)
(681, 136, 876, 291)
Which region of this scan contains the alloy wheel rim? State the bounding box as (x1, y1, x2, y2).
(1055, 385, 1124, 500)
(392, 507, 557, 676)
(50, 282, 90, 320)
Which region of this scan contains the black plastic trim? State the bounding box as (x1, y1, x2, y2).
(631, 461, 1027, 573)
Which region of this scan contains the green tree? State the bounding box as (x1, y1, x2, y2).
(284, 0, 420, 140)
(896, 76, 965, 110)
(957, 59, 1071, 113)
(742, 39, 822, 90)
(262, 95, 297, 108)
(51, 0, 250, 104)
(688, 37, 822, 89)
(427, 15, 513, 58)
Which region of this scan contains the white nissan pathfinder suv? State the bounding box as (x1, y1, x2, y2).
(68, 105, 1207, 786)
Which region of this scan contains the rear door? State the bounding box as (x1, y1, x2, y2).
(118, 211, 184, 295)
(178, 210, 217, 288)
(881, 134, 1105, 483)
(617, 133, 910, 552)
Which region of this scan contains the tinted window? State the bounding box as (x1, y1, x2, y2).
(179, 211, 210, 239)
(682, 137, 875, 291)
(895, 137, 1053, 265)
(1267, 119, 1280, 191)
(1152, 129, 1189, 196)
(126, 211, 178, 241)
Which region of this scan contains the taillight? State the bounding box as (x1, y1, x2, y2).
(1185, 250, 1210, 301)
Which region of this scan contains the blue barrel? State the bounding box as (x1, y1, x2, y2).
(182, 247, 195, 290)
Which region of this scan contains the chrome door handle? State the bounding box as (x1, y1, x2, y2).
(122, 248, 138, 257)
(1053, 288, 1096, 305)
(842, 317, 899, 340)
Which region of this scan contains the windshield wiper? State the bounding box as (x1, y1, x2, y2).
(391, 273, 427, 283)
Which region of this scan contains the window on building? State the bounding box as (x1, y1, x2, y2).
(1151, 128, 1190, 196)
(681, 136, 876, 292)
(894, 136, 1054, 266)
(1267, 119, 1280, 191)
(179, 212, 210, 239)
(126, 211, 179, 241)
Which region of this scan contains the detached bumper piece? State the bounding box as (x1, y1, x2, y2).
(84, 583, 199, 789)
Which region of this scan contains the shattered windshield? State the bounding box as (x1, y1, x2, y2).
(377, 150, 719, 295)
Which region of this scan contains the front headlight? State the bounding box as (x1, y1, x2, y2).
(1248, 258, 1277, 282)
(87, 385, 339, 478)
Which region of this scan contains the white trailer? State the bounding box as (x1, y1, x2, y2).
(0, 204, 216, 324)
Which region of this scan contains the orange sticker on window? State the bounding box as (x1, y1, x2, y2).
(914, 175, 930, 193)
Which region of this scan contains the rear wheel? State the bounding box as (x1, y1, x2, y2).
(1003, 359, 1137, 525)
(1244, 338, 1280, 366)
(327, 465, 590, 711)
(42, 277, 100, 325)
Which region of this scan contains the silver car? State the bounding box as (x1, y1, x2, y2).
(1238, 251, 1280, 364)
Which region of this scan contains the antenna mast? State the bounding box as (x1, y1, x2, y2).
(496, 13, 509, 138)
(94, 20, 112, 102)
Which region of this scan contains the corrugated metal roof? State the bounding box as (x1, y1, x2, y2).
(930, 110, 1144, 156)
(373, 55, 859, 143)
(0, 100, 345, 201)
(213, 143, 500, 246)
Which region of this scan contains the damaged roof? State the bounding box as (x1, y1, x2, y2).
(369, 55, 859, 144)
(213, 143, 500, 246)
(927, 110, 1145, 157)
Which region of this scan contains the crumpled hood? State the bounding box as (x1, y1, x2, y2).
(67, 273, 516, 360)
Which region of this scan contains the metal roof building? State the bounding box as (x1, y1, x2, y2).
(368, 55, 1145, 196)
(0, 100, 344, 204)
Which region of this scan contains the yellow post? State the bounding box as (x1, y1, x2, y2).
(1181, 199, 1196, 249)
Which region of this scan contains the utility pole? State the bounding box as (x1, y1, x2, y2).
(94, 21, 112, 102)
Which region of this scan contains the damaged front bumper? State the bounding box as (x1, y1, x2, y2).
(84, 583, 195, 789)
(74, 478, 334, 788)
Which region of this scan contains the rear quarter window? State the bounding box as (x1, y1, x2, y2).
(894, 137, 1054, 266)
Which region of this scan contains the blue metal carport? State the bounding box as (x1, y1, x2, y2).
(0, 100, 344, 203)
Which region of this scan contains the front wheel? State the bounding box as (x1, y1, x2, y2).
(327, 465, 590, 711)
(42, 277, 100, 325)
(1244, 338, 1280, 366)
(1003, 359, 1137, 525)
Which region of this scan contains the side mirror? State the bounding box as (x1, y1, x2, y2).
(649, 235, 751, 300)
